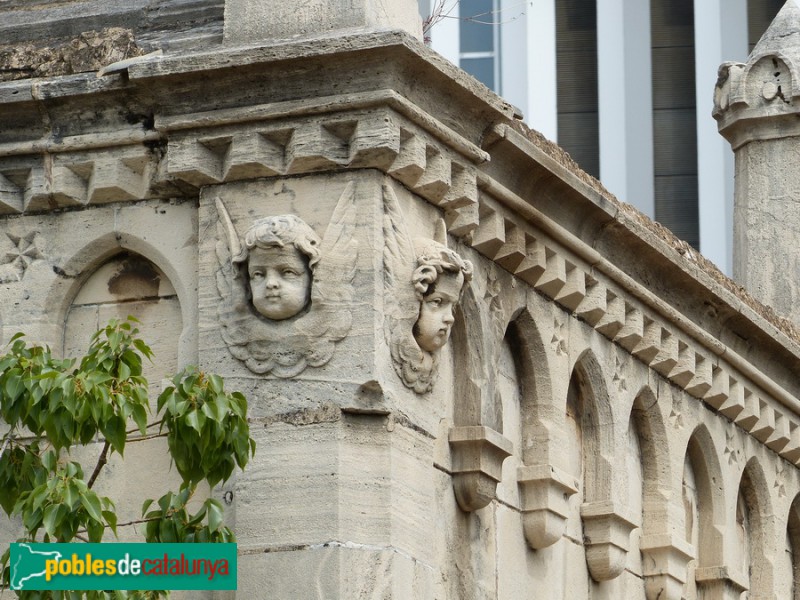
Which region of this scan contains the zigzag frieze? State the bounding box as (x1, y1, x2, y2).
(0, 96, 484, 233)
(0, 149, 158, 212)
(165, 107, 482, 236)
(471, 178, 800, 467)
(0, 157, 49, 213)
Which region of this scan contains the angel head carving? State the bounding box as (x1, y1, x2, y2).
(215, 184, 358, 378)
(382, 183, 474, 394)
(232, 216, 321, 320)
(412, 240, 473, 352)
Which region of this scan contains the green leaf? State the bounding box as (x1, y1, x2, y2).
(133, 338, 153, 360)
(141, 498, 154, 516)
(103, 415, 127, 456)
(180, 374, 196, 395)
(4, 373, 23, 401)
(102, 509, 118, 537)
(87, 517, 104, 543)
(22, 504, 43, 532)
(80, 492, 103, 523)
(41, 449, 57, 472)
(177, 485, 191, 507)
(206, 500, 224, 532)
(157, 491, 173, 512)
(157, 389, 175, 413)
(230, 392, 247, 418)
(173, 399, 188, 416)
(185, 410, 201, 434)
(42, 503, 66, 537)
(186, 505, 206, 527)
(101, 495, 116, 511)
(118, 361, 131, 381)
(63, 482, 79, 509)
(208, 374, 224, 394)
(201, 402, 218, 423)
(215, 395, 230, 421)
(159, 519, 178, 543)
(108, 330, 121, 352)
(132, 403, 148, 435)
(29, 484, 49, 513)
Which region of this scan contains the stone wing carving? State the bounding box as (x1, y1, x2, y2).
(215, 183, 358, 377)
(382, 183, 437, 394)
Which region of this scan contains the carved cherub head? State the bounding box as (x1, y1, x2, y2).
(412, 239, 473, 352)
(233, 215, 321, 320)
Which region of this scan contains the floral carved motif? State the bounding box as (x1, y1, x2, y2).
(0, 232, 43, 283)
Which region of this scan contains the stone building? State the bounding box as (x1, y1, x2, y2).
(1, 0, 800, 599)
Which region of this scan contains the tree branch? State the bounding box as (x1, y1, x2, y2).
(126, 419, 163, 436)
(128, 431, 168, 443)
(87, 440, 109, 489)
(0, 430, 14, 460)
(76, 515, 160, 537)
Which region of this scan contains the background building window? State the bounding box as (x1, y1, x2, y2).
(556, 0, 599, 179)
(651, 0, 699, 248)
(459, 0, 500, 90)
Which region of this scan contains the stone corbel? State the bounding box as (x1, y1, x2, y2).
(580, 500, 639, 581)
(640, 534, 695, 600)
(448, 426, 513, 512)
(517, 464, 579, 549)
(695, 565, 748, 600)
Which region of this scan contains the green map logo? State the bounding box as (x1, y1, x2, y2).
(10, 543, 63, 590)
(9, 543, 237, 591)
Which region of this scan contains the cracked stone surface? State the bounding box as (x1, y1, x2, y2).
(0, 27, 143, 82)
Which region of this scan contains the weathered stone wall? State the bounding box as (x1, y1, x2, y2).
(0, 0, 223, 51)
(0, 4, 799, 600)
(0, 28, 144, 83)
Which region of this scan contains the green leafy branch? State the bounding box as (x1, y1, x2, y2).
(0, 317, 256, 599)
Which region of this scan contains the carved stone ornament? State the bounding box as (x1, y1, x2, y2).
(639, 534, 695, 600)
(382, 183, 473, 393)
(0, 231, 44, 283)
(448, 425, 513, 512)
(580, 500, 639, 582)
(215, 184, 358, 377)
(694, 565, 748, 599)
(517, 463, 579, 550)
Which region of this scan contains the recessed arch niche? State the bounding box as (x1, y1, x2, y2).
(629, 387, 672, 533)
(509, 309, 579, 553)
(683, 425, 725, 598)
(447, 285, 513, 513)
(626, 386, 671, 596)
(567, 351, 613, 502)
(565, 350, 637, 583)
(629, 387, 696, 599)
(450, 285, 489, 428)
(504, 309, 552, 464)
(781, 494, 800, 599)
(63, 251, 182, 384)
(735, 458, 774, 597)
(563, 357, 592, 595)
